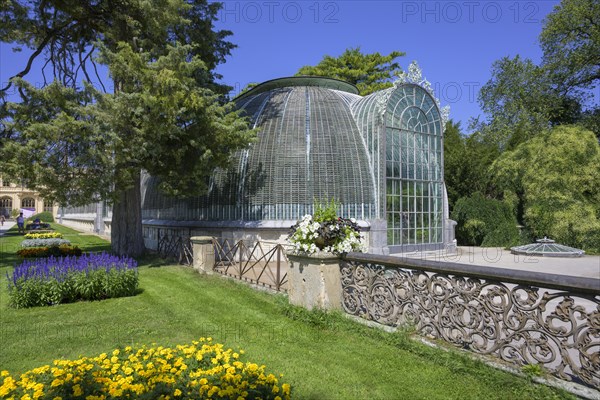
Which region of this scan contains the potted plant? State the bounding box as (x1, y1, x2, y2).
(287, 200, 365, 255)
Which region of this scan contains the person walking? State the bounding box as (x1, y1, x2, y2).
(0, 214, 4, 226)
(16, 212, 25, 234)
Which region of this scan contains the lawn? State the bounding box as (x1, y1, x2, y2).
(0, 224, 575, 399)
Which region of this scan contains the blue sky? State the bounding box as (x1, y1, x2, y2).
(1, 1, 560, 130)
(212, 0, 560, 129)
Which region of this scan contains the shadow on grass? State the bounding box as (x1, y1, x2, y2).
(136, 253, 175, 268)
(84, 244, 113, 253)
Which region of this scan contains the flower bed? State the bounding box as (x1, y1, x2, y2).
(16, 245, 82, 258)
(0, 338, 291, 399)
(18, 232, 76, 258)
(7, 252, 138, 308)
(24, 232, 63, 239)
(21, 238, 71, 248)
(288, 201, 365, 255)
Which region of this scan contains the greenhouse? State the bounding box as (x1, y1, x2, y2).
(139, 76, 455, 254)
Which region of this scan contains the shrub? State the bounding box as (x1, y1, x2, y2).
(27, 211, 55, 223)
(21, 238, 71, 248)
(452, 193, 521, 247)
(25, 222, 51, 230)
(24, 232, 63, 239)
(7, 252, 138, 308)
(0, 338, 291, 399)
(16, 245, 82, 258)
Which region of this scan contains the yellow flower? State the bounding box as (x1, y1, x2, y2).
(174, 389, 182, 397)
(51, 379, 63, 387)
(112, 349, 120, 356)
(73, 384, 83, 396)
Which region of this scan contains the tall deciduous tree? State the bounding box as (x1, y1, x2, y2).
(476, 0, 599, 147)
(0, 1, 254, 256)
(540, 0, 600, 97)
(492, 125, 600, 252)
(295, 47, 405, 95)
(475, 56, 582, 150)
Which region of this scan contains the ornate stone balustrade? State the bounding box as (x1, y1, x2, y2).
(341, 253, 600, 390)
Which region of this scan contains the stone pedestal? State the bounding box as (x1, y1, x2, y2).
(286, 252, 342, 310)
(190, 236, 215, 274)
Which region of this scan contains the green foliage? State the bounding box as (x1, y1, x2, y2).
(313, 199, 339, 223)
(444, 120, 499, 210)
(2, 43, 254, 205)
(296, 47, 405, 95)
(522, 364, 545, 379)
(475, 56, 566, 149)
(492, 125, 600, 252)
(28, 211, 55, 223)
(475, 0, 599, 150)
(0, 0, 252, 257)
(540, 0, 600, 95)
(8, 268, 138, 308)
(7, 253, 139, 308)
(452, 193, 520, 247)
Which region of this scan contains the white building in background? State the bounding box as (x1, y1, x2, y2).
(0, 176, 57, 219)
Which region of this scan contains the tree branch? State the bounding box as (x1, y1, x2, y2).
(0, 20, 73, 94)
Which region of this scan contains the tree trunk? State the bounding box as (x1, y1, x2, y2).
(111, 170, 145, 257)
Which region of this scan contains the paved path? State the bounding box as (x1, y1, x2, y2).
(398, 246, 600, 280)
(0, 221, 16, 236)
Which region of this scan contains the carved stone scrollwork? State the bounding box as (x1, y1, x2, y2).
(340, 260, 600, 389)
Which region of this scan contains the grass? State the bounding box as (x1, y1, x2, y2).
(0, 225, 576, 399)
(0, 223, 111, 267)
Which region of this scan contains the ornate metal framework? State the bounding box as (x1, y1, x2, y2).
(341, 259, 600, 389)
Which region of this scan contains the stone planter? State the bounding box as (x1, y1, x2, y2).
(286, 252, 343, 311)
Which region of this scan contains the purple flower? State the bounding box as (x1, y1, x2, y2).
(8, 252, 138, 289)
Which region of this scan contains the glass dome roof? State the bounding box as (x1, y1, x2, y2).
(510, 237, 585, 257)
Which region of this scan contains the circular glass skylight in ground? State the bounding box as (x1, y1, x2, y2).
(510, 237, 585, 257)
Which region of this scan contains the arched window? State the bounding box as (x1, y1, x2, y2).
(44, 200, 54, 212)
(0, 197, 12, 217)
(384, 84, 443, 251)
(21, 197, 36, 209)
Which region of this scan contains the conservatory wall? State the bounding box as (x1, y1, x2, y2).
(62, 76, 455, 254)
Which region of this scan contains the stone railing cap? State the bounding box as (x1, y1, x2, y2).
(190, 236, 214, 243)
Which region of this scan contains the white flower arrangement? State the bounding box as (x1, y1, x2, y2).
(288, 203, 366, 255)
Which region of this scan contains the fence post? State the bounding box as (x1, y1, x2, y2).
(276, 245, 282, 291)
(190, 236, 215, 274)
(238, 241, 244, 279)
